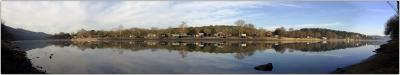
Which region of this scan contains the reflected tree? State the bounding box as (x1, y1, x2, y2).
(46, 41, 379, 60)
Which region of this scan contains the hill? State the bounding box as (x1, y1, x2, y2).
(2, 24, 49, 40)
(284, 28, 372, 39)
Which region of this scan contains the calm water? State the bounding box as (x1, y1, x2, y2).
(15, 40, 385, 74)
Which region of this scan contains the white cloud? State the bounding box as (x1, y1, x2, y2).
(2, 1, 88, 34)
(264, 22, 348, 30)
(1, 1, 300, 34)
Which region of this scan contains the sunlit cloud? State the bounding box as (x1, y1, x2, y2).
(264, 22, 348, 31)
(2, 1, 298, 34)
(1, 1, 394, 36)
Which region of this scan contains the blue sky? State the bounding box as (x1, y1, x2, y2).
(1, 1, 397, 35)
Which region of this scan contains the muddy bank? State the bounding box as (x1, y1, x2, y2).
(1, 41, 45, 74)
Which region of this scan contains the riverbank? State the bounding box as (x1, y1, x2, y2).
(333, 53, 398, 74)
(1, 41, 45, 74)
(71, 37, 380, 41)
(332, 39, 399, 74)
(71, 38, 98, 41)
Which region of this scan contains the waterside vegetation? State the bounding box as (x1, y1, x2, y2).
(48, 20, 377, 41)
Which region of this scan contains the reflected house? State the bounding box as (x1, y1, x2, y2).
(159, 41, 168, 45)
(181, 42, 187, 46)
(214, 43, 224, 48)
(58, 40, 374, 59)
(21, 39, 381, 74)
(146, 41, 157, 45)
(195, 42, 205, 47)
(172, 42, 180, 46)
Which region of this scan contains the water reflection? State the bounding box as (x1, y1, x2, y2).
(15, 40, 384, 74)
(43, 40, 383, 60)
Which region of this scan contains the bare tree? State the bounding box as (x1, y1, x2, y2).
(235, 20, 246, 38)
(235, 19, 246, 27)
(178, 21, 188, 34)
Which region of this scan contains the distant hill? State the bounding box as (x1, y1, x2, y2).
(367, 35, 390, 41)
(1, 24, 49, 40)
(285, 28, 372, 39)
(1, 24, 15, 41)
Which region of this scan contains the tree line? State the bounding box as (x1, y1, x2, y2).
(274, 27, 372, 39)
(48, 20, 373, 40)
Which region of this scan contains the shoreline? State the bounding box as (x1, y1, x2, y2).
(332, 51, 398, 74)
(68, 37, 385, 42)
(332, 39, 398, 74)
(1, 41, 46, 74)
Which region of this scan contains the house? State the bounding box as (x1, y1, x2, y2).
(195, 33, 205, 38)
(146, 34, 157, 38)
(171, 34, 189, 38)
(214, 32, 226, 38)
(214, 43, 224, 48)
(241, 43, 247, 47)
(241, 34, 247, 38)
(171, 34, 180, 37)
(321, 37, 327, 40)
(160, 34, 168, 38)
(274, 35, 279, 38)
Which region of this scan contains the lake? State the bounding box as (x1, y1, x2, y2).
(15, 40, 385, 74)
